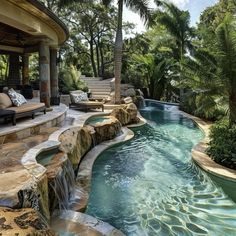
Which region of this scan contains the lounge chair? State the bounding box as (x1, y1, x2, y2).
(69, 91, 104, 112)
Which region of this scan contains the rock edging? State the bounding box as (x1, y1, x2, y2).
(181, 111, 236, 182)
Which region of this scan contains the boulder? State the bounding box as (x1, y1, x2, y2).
(59, 127, 92, 168)
(123, 96, 133, 104)
(110, 108, 131, 126)
(0, 166, 50, 221)
(125, 88, 136, 97)
(124, 103, 138, 122)
(0, 207, 55, 235)
(89, 116, 122, 144)
(136, 89, 144, 97)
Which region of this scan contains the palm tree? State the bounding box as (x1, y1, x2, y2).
(58, 0, 152, 103)
(153, 1, 193, 61)
(181, 48, 226, 119)
(215, 15, 236, 125)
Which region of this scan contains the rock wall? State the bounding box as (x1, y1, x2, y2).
(111, 103, 140, 125)
(59, 127, 92, 168)
(0, 207, 55, 235)
(87, 116, 122, 144)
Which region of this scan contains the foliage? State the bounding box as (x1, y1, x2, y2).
(207, 118, 236, 169)
(181, 48, 226, 120)
(58, 65, 88, 94)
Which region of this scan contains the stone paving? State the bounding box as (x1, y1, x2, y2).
(0, 104, 134, 235)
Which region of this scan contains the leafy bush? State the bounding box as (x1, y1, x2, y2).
(59, 65, 88, 94)
(207, 118, 236, 169)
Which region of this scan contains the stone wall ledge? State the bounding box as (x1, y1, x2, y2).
(52, 210, 125, 236)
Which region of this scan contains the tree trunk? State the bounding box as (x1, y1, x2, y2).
(95, 39, 100, 77)
(99, 41, 105, 78)
(114, 0, 123, 104)
(90, 38, 97, 77)
(229, 91, 236, 126)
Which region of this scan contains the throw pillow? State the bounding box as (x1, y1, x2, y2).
(71, 92, 88, 104)
(0, 93, 13, 109)
(8, 88, 27, 107)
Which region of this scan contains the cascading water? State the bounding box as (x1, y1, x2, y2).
(49, 159, 75, 211)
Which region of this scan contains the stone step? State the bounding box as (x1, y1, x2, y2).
(87, 84, 111, 88)
(85, 81, 111, 85)
(89, 88, 111, 92)
(91, 92, 111, 96)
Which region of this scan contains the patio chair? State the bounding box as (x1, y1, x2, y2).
(69, 91, 104, 112)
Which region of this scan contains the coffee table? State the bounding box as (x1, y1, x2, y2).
(0, 109, 16, 126)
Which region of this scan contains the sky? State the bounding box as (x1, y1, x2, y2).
(123, 0, 218, 35)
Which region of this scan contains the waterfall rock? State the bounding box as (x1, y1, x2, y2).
(89, 116, 122, 144)
(0, 166, 50, 222)
(125, 88, 136, 97)
(59, 127, 92, 168)
(124, 103, 138, 123)
(110, 108, 131, 126)
(0, 207, 55, 235)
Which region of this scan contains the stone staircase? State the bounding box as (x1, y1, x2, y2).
(81, 77, 112, 99)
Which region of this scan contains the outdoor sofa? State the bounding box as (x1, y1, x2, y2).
(0, 92, 46, 125)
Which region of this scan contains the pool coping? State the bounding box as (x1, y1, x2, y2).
(52, 210, 125, 236)
(181, 111, 236, 182)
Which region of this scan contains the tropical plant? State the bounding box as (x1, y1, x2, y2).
(207, 118, 236, 170)
(181, 48, 226, 119)
(58, 65, 88, 94)
(215, 15, 236, 125)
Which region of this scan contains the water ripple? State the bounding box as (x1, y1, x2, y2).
(86, 106, 236, 236)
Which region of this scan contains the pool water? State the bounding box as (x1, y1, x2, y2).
(86, 103, 236, 236)
(85, 116, 110, 125)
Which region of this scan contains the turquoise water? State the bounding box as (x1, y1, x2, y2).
(86, 116, 110, 125)
(86, 103, 236, 236)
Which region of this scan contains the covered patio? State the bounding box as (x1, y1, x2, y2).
(0, 0, 68, 107)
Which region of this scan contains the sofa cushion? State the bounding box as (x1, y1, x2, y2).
(6, 102, 45, 114)
(0, 93, 13, 109)
(8, 88, 27, 107)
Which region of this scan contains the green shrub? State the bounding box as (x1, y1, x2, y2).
(207, 118, 236, 169)
(59, 65, 88, 94)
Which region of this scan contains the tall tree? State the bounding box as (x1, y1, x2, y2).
(59, 0, 151, 103)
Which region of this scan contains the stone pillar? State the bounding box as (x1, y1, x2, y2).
(50, 47, 59, 105)
(22, 54, 29, 85)
(8, 54, 21, 88)
(39, 41, 50, 108)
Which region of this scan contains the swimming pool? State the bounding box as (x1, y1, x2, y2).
(86, 102, 236, 235)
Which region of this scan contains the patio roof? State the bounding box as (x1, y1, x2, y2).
(0, 0, 69, 54)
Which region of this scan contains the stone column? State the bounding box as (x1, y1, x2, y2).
(39, 41, 50, 108)
(50, 47, 59, 105)
(8, 54, 21, 88)
(22, 54, 29, 85)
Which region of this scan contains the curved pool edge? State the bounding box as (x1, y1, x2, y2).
(181, 111, 236, 182)
(76, 127, 135, 211)
(51, 210, 125, 236)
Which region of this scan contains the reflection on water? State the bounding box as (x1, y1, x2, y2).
(86, 103, 236, 236)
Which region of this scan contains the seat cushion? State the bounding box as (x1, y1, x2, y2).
(6, 102, 45, 114)
(76, 101, 103, 106)
(0, 93, 13, 109)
